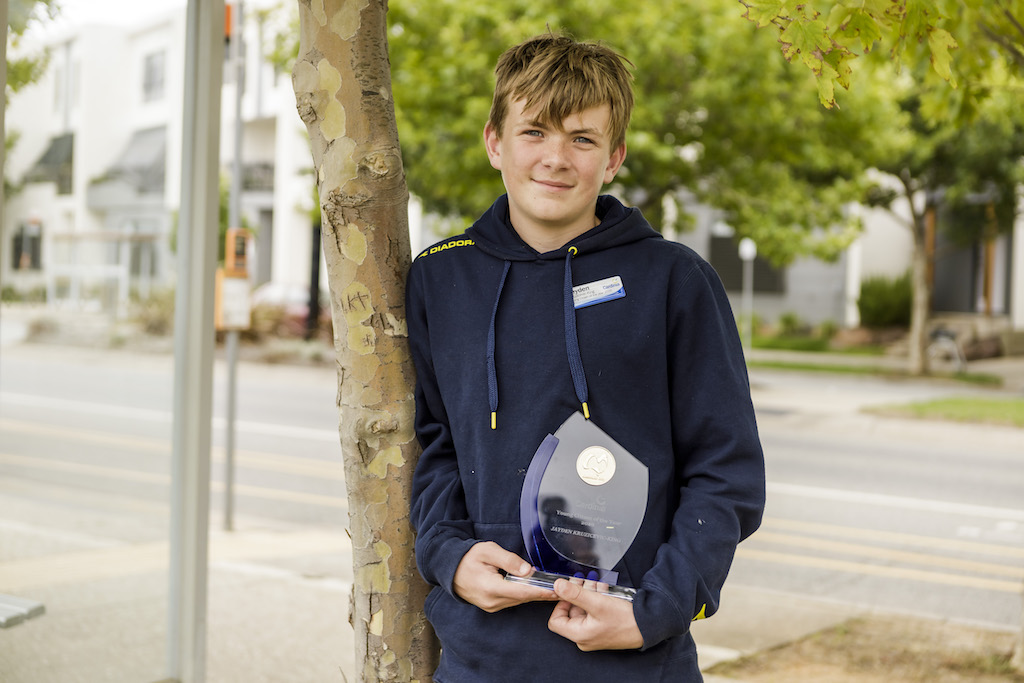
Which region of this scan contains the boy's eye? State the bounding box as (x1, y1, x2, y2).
(574, 136, 595, 145)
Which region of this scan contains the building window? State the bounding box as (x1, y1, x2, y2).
(709, 236, 786, 293)
(142, 51, 166, 103)
(12, 221, 43, 271)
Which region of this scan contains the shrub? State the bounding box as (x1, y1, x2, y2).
(131, 288, 176, 336)
(858, 272, 911, 329)
(777, 312, 806, 337)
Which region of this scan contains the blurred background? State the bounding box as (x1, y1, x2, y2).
(2, 1, 1023, 682)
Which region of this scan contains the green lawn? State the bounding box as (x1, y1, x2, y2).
(747, 359, 1003, 387)
(865, 397, 1024, 428)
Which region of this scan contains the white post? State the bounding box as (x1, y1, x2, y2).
(169, 1, 224, 681)
(739, 237, 757, 350)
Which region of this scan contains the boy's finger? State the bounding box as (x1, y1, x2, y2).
(474, 542, 532, 576)
(553, 577, 593, 608)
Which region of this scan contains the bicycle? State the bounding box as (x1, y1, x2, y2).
(927, 327, 967, 373)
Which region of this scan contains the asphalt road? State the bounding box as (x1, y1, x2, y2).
(0, 342, 1021, 681)
(742, 368, 1024, 631)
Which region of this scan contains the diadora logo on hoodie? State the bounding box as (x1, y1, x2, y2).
(417, 238, 474, 260)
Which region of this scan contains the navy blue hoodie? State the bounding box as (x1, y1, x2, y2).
(406, 194, 765, 682)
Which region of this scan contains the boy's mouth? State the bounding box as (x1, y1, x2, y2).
(534, 179, 573, 190)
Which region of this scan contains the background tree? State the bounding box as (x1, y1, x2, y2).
(270, 0, 905, 268)
(866, 86, 1024, 373)
(744, 0, 1024, 374)
(5, 0, 60, 197)
(291, 0, 435, 680)
(737, 0, 1024, 113)
(387, 0, 905, 266)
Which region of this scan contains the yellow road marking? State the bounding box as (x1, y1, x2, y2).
(753, 531, 1023, 579)
(737, 548, 1023, 593)
(0, 452, 347, 508)
(0, 417, 344, 480)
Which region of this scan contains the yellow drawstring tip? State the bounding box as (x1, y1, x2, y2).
(582, 402, 590, 419)
(491, 412, 497, 430)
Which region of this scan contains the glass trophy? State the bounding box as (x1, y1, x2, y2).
(505, 412, 648, 601)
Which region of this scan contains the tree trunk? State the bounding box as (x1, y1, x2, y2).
(902, 176, 930, 376)
(292, 1, 438, 680)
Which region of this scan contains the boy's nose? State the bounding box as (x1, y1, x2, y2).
(541, 140, 570, 168)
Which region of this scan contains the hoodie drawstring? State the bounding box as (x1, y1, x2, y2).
(487, 261, 511, 429)
(486, 250, 592, 429)
(563, 248, 590, 419)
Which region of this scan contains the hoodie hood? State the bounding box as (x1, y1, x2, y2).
(466, 194, 662, 429)
(466, 194, 662, 261)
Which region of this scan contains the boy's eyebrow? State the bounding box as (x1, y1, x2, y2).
(522, 117, 606, 139)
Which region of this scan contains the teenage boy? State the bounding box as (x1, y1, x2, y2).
(406, 34, 765, 681)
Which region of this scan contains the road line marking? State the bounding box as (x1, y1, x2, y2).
(0, 417, 345, 480)
(762, 517, 1024, 560)
(768, 482, 1024, 522)
(0, 452, 165, 483)
(752, 531, 1024, 579)
(0, 452, 348, 508)
(737, 548, 1023, 593)
(0, 392, 339, 442)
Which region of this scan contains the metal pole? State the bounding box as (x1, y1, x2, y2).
(224, 0, 244, 532)
(738, 238, 757, 351)
(1, 2, 7, 298)
(742, 258, 753, 350)
(169, 1, 224, 681)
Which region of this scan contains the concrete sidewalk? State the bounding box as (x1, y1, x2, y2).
(0, 517, 854, 683)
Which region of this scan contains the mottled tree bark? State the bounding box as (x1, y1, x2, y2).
(899, 172, 930, 376)
(292, 1, 438, 679)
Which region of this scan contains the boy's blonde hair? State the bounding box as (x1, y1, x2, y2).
(488, 35, 634, 149)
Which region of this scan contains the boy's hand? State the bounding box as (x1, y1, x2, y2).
(547, 578, 644, 651)
(453, 541, 558, 612)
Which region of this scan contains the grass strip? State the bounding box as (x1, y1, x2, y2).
(747, 360, 1003, 387)
(865, 396, 1024, 428)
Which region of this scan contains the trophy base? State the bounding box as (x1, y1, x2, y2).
(504, 570, 637, 602)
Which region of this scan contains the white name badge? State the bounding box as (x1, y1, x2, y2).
(572, 276, 625, 309)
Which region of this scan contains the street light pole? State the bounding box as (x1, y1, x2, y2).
(739, 237, 757, 351)
(224, 0, 245, 532)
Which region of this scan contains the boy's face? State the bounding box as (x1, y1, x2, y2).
(484, 98, 627, 251)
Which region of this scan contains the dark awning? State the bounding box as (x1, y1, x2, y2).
(25, 132, 74, 193)
(103, 126, 167, 194)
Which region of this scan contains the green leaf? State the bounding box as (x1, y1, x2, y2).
(816, 71, 837, 109)
(837, 10, 886, 52)
(779, 16, 832, 70)
(740, 0, 788, 28)
(928, 27, 958, 85)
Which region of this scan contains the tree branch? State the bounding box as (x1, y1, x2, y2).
(978, 18, 1024, 69)
(996, 1, 1024, 42)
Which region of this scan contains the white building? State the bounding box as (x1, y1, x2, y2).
(3, 1, 318, 312)
(4, 2, 1022, 351)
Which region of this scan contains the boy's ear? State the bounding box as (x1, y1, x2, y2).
(603, 143, 627, 184)
(484, 122, 503, 171)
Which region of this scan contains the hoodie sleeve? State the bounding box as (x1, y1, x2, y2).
(405, 261, 479, 596)
(632, 259, 766, 650)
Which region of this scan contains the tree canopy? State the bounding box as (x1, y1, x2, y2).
(267, 0, 1023, 268)
(384, 0, 908, 265)
(739, 0, 1024, 117)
